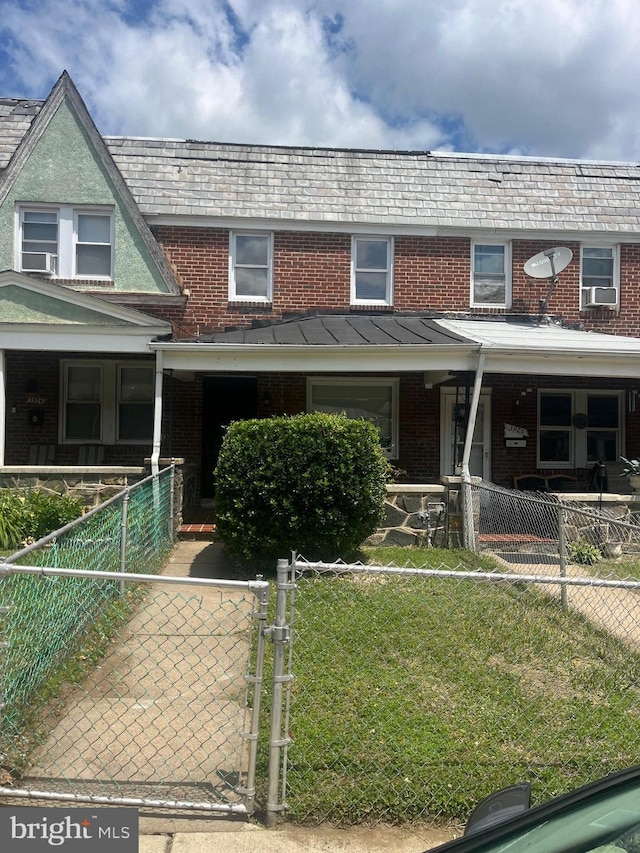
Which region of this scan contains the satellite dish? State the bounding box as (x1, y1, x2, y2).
(524, 247, 573, 280)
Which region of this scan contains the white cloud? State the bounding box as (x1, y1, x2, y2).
(1, 0, 640, 158)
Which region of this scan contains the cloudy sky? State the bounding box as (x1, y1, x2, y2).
(1, 0, 639, 160)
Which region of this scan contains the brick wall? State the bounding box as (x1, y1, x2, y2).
(4, 352, 158, 465)
(149, 227, 640, 337)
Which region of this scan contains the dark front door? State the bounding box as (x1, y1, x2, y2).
(201, 376, 258, 499)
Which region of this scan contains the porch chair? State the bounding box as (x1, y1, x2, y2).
(28, 444, 56, 465)
(77, 445, 105, 465)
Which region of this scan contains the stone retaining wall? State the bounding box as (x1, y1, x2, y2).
(368, 484, 448, 547)
(0, 460, 194, 533)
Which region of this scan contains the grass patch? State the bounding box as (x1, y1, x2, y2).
(277, 546, 640, 825)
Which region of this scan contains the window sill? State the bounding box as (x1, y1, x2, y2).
(228, 301, 273, 310)
(350, 304, 394, 312)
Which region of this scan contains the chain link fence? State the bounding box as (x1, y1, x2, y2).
(275, 556, 640, 827)
(0, 466, 270, 813)
(0, 467, 175, 727)
(472, 479, 640, 577)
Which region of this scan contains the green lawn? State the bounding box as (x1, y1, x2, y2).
(279, 546, 640, 825)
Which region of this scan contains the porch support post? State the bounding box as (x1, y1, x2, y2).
(0, 350, 5, 465)
(151, 349, 164, 476)
(460, 349, 486, 550)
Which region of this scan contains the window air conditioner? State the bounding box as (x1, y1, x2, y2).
(22, 252, 58, 275)
(583, 286, 617, 307)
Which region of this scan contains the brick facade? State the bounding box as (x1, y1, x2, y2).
(148, 229, 640, 336)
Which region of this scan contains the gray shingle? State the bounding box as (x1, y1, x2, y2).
(2, 96, 639, 233)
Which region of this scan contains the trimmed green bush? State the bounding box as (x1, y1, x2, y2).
(215, 412, 390, 563)
(0, 490, 84, 550)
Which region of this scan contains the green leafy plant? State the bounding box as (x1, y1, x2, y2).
(215, 412, 390, 563)
(620, 456, 640, 478)
(0, 489, 83, 550)
(20, 491, 84, 542)
(568, 537, 602, 565)
(0, 491, 25, 550)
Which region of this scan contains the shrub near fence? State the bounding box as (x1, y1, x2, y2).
(0, 467, 174, 758)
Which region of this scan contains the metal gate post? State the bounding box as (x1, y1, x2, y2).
(241, 579, 270, 815)
(265, 558, 293, 827)
(169, 460, 176, 543)
(0, 561, 8, 721)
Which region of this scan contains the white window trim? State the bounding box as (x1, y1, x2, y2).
(350, 236, 394, 306)
(73, 209, 114, 279)
(228, 230, 274, 302)
(16, 204, 114, 280)
(537, 389, 623, 469)
(470, 241, 511, 308)
(60, 360, 154, 445)
(580, 244, 620, 310)
(306, 376, 399, 459)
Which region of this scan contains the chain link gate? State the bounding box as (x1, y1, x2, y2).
(0, 564, 269, 814)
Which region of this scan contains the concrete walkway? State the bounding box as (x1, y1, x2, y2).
(491, 550, 640, 651)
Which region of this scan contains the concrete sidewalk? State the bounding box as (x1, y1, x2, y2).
(138, 816, 456, 853)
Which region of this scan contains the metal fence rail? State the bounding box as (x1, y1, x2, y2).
(270, 556, 640, 826)
(0, 565, 269, 814)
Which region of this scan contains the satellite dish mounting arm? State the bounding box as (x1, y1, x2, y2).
(539, 249, 558, 314)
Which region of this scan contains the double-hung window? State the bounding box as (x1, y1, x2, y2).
(351, 236, 393, 305)
(62, 361, 154, 444)
(307, 377, 398, 458)
(75, 212, 112, 277)
(18, 205, 113, 280)
(580, 246, 618, 309)
(538, 390, 622, 467)
(471, 242, 510, 307)
(229, 231, 273, 301)
(21, 210, 59, 273)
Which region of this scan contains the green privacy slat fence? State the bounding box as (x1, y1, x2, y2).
(0, 466, 174, 754)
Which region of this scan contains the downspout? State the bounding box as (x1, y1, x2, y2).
(151, 349, 164, 476)
(460, 349, 486, 550)
(0, 350, 5, 465)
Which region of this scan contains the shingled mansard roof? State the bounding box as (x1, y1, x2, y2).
(1, 81, 640, 236)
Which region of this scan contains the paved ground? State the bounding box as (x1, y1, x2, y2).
(138, 819, 457, 853)
(491, 550, 640, 651)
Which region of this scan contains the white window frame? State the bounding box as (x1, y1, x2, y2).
(229, 230, 273, 302)
(19, 209, 59, 274)
(537, 389, 623, 468)
(16, 204, 114, 280)
(307, 377, 399, 459)
(351, 236, 394, 306)
(580, 245, 619, 310)
(73, 210, 114, 279)
(60, 360, 154, 445)
(470, 241, 511, 308)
